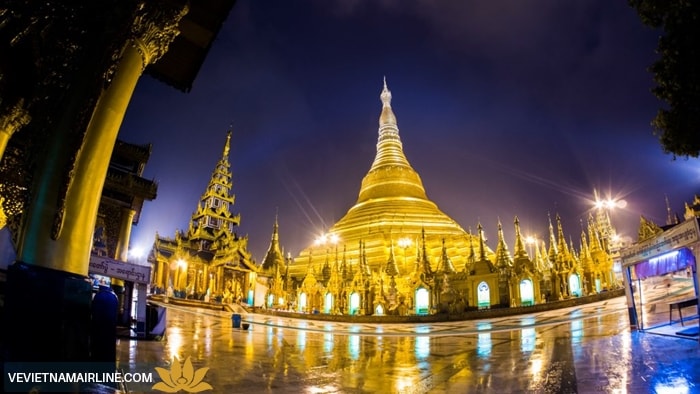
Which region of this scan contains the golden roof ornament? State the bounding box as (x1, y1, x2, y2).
(223, 129, 231, 159)
(379, 76, 396, 126)
(359, 78, 427, 202)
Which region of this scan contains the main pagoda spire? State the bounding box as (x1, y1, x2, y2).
(290, 80, 487, 279)
(357, 78, 428, 203)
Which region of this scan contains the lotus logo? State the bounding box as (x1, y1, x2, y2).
(152, 356, 213, 393)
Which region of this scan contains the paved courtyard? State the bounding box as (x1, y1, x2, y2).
(115, 289, 700, 393)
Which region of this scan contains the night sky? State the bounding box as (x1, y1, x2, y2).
(119, 0, 700, 263)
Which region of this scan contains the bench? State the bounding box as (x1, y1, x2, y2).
(669, 298, 698, 326)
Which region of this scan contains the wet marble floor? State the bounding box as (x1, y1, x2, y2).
(116, 294, 700, 394)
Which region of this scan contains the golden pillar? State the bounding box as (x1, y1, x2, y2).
(111, 208, 136, 302)
(113, 207, 136, 325)
(201, 265, 210, 295)
(217, 266, 224, 294)
(19, 7, 187, 274)
(115, 208, 136, 262)
(158, 260, 168, 290)
(5, 4, 187, 363)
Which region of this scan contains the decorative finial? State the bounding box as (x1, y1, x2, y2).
(380, 77, 392, 107)
(223, 128, 232, 158)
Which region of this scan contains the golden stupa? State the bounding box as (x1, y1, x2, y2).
(290, 79, 485, 279)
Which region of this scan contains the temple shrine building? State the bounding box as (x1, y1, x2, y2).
(271, 81, 619, 315)
(150, 80, 622, 317)
(149, 131, 258, 305)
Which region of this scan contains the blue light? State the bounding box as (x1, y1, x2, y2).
(649, 250, 679, 264)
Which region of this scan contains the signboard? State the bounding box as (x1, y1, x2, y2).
(88, 254, 151, 284)
(620, 218, 700, 267)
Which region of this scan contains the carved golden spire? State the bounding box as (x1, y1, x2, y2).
(547, 213, 558, 262)
(513, 216, 528, 259)
(417, 227, 432, 276)
(439, 238, 456, 273)
(223, 128, 232, 159)
(556, 213, 570, 257)
(466, 227, 476, 271)
(587, 213, 602, 253)
(357, 78, 428, 202)
(472, 223, 496, 275)
(379, 76, 396, 126)
(494, 219, 513, 269)
(261, 212, 284, 272)
(385, 241, 400, 277)
(478, 223, 487, 262)
(579, 222, 590, 261)
(188, 130, 239, 242)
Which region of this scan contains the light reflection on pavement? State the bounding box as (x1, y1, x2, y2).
(117, 293, 700, 393)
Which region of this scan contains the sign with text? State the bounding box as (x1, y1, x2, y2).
(88, 255, 151, 284)
(620, 218, 699, 267)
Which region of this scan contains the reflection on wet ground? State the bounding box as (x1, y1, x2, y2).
(117, 290, 700, 393)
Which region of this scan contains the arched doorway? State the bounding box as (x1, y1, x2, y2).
(477, 281, 490, 309)
(415, 287, 430, 315)
(349, 292, 360, 315)
(324, 292, 334, 314)
(519, 279, 534, 306)
(569, 274, 582, 297)
(299, 292, 307, 312)
(375, 304, 384, 315)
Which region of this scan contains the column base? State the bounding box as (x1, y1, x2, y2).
(3, 261, 92, 362)
(628, 306, 638, 329)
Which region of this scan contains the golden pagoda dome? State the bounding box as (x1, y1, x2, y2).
(290, 80, 487, 278)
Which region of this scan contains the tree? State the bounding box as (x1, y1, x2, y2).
(629, 0, 700, 158)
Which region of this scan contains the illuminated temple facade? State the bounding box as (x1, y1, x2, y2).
(261, 81, 620, 315)
(147, 82, 620, 315)
(149, 131, 258, 304)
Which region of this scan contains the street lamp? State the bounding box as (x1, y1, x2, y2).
(593, 189, 627, 211)
(592, 189, 627, 258)
(594, 198, 627, 210)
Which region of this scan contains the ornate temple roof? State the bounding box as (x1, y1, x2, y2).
(150, 130, 255, 272)
(260, 214, 285, 274)
(290, 80, 488, 278)
(146, 0, 237, 93)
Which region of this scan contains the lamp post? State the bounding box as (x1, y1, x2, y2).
(592, 190, 626, 252)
